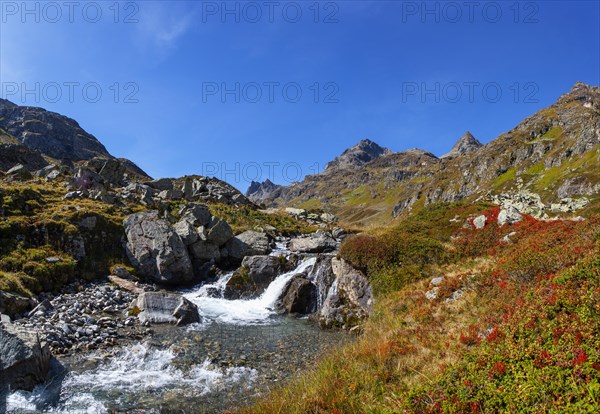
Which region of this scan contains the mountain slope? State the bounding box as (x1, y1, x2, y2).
(257, 82, 600, 227)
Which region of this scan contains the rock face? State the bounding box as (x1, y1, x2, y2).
(318, 258, 374, 329)
(289, 231, 336, 253)
(0, 323, 51, 391)
(0, 143, 49, 173)
(497, 205, 523, 226)
(441, 131, 483, 159)
(131, 292, 200, 326)
(123, 211, 194, 286)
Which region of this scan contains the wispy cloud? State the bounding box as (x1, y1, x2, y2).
(135, 2, 195, 55)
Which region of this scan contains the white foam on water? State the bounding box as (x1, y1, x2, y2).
(184, 257, 316, 325)
(6, 343, 255, 413)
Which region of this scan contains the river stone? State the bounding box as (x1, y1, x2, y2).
(289, 231, 336, 253)
(0, 324, 51, 391)
(225, 231, 271, 261)
(123, 211, 194, 286)
(132, 292, 200, 326)
(280, 276, 317, 314)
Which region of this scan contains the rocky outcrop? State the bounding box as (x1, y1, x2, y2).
(0, 323, 51, 391)
(0, 99, 110, 161)
(0, 143, 49, 173)
(318, 258, 374, 329)
(123, 211, 194, 286)
(131, 292, 200, 326)
(289, 231, 336, 253)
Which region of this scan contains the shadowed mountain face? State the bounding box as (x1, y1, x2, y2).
(0, 99, 111, 162)
(253, 82, 600, 226)
(0, 99, 150, 180)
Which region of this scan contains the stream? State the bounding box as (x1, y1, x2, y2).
(6, 254, 349, 413)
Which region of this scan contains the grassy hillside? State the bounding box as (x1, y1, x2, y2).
(240, 201, 600, 413)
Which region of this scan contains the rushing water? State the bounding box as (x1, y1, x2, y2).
(6, 256, 347, 413)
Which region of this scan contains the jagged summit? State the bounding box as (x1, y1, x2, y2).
(325, 139, 393, 171)
(441, 131, 483, 159)
(246, 178, 282, 204)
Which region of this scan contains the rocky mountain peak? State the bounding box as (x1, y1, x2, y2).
(325, 138, 393, 171)
(246, 178, 282, 204)
(441, 131, 483, 159)
(0, 98, 18, 110)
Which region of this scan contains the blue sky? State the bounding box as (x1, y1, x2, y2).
(1, 1, 599, 190)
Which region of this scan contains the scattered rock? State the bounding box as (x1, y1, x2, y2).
(497, 205, 523, 226)
(225, 231, 272, 260)
(473, 214, 486, 229)
(132, 292, 200, 326)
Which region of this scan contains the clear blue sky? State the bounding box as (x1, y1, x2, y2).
(1, 1, 599, 190)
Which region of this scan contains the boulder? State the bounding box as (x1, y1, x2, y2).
(206, 218, 233, 246)
(146, 178, 173, 191)
(173, 219, 199, 246)
(289, 231, 336, 253)
(285, 207, 307, 217)
(0, 324, 51, 391)
(280, 276, 317, 314)
(224, 255, 297, 299)
(319, 258, 374, 329)
(6, 163, 32, 181)
(179, 204, 212, 227)
(497, 205, 523, 226)
(131, 292, 200, 326)
(108, 275, 145, 295)
(189, 240, 221, 261)
(0, 291, 33, 318)
(225, 231, 272, 260)
(473, 214, 487, 229)
(320, 213, 337, 223)
(123, 211, 194, 286)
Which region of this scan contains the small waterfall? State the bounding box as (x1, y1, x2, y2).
(184, 257, 317, 325)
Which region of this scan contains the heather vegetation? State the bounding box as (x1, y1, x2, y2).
(242, 201, 600, 413)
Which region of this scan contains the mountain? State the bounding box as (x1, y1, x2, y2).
(0, 98, 150, 180)
(256, 82, 600, 226)
(441, 131, 483, 159)
(246, 179, 282, 204)
(324, 139, 393, 171)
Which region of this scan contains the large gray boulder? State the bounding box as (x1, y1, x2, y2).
(189, 240, 221, 261)
(131, 292, 200, 326)
(173, 219, 199, 246)
(0, 324, 51, 391)
(497, 205, 523, 226)
(319, 258, 374, 329)
(279, 276, 317, 314)
(179, 204, 212, 227)
(205, 218, 233, 246)
(0, 291, 33, 318)
(289, 231, 336, 253)
(123, 211, 194, 286)
(224, 231, 271, 260)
